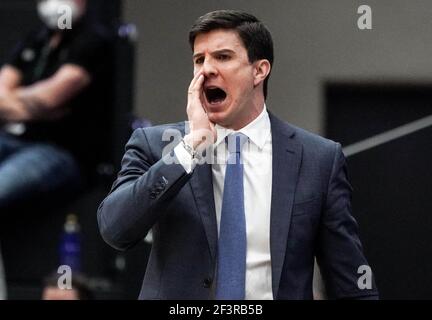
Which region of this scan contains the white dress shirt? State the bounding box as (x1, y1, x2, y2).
(174, 106, 273, 299)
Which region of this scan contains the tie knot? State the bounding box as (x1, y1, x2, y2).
(225, 133, 248, 155)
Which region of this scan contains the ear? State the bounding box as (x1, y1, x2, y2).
(253, 59, 271, 87)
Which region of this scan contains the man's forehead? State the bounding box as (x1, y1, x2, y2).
(193, 29, 244, 54)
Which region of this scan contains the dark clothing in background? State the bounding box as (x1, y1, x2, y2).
(6, 19, 113, 182)
(0, 19, 114, 211)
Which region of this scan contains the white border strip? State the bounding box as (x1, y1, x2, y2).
(342, 114, 432, 157)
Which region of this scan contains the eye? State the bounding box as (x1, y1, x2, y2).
(194, 57, 204, 65)
(217, 54, 230, 61)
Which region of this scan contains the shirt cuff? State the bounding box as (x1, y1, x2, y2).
(174, 142, 197, 174)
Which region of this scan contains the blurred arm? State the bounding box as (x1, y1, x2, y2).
(0, 64, 90, 122)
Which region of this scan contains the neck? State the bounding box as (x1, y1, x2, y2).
(230, 94, 265, 131)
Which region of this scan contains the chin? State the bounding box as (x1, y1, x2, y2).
(207, 113, 224, 125)
(205, 103, 231, 120)
(206, 108, 230, 126)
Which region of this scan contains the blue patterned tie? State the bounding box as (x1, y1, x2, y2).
(215, 133, 248, 300)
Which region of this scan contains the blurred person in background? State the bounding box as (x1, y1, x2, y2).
(0, 0, 113, 299)
(0, 0, 112, 212)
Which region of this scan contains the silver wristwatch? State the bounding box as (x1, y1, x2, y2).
(181, 138, 196, 158)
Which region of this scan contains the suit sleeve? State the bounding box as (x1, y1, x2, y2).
(97, 128, 192, 251)
(316, 143, 379, 299)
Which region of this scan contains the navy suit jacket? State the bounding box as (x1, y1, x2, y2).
(97, 113, 379, 299)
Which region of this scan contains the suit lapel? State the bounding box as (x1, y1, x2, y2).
(269, 113, 303, 298)
(189, 162, 218, 263)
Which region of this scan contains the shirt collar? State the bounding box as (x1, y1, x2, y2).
(214, 105, 271, 150)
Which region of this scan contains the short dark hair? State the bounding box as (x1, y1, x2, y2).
(189, 10, 274, 99)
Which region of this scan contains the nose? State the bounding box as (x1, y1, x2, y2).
(201, 58, 218, 78)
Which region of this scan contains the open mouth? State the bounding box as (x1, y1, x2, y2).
(204, 87, 227, 104)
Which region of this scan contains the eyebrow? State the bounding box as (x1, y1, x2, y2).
(192, 49, 236, 60)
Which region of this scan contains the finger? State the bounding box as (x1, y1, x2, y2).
(188, 72, 203, 93)
(194, 73, 205, 93)
(189, 74, 204, 95)
(199, 83, 207, 112)
(189, 75, 205, 103)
